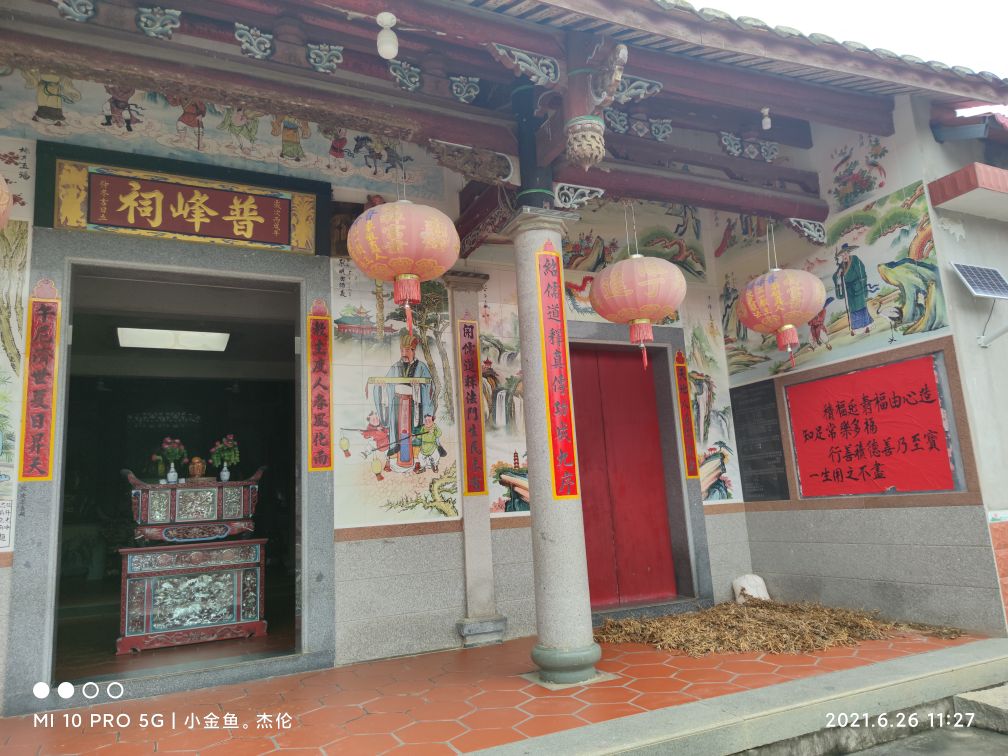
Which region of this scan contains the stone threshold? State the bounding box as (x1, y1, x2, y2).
(591, 596, 713, 626)
(483, 638, 1008, 755)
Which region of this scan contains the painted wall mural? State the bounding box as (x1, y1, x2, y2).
(332, 263, 459, 527)
(472, 259, 741, 506)
(829, 134, 890, 211)
(474, 266, 528, 516)
(561, 200, 707, 282)
(0, 68, 446, 202)
(0, 137, 34, 533)
(724, 181, 948, 387)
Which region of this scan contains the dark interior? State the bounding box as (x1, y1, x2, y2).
(54, 268, 300, 681)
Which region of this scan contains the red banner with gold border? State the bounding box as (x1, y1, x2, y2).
(55, 160, 316, 254)
(19, 281, 61, 481)
(457, 319, 487, 495)
(307, 301, 333, 472)
(536, 241, 579, 499)
(785, 354, 955, 497)
(674, 351, 700, 479)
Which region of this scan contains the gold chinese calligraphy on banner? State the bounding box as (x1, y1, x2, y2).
(54, 160, 316, 254)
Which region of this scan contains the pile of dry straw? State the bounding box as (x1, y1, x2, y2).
(594, 598, 962, 657)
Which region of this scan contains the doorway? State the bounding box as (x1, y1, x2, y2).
(570, 345, 678, 609)
(55, 267, 299, 681)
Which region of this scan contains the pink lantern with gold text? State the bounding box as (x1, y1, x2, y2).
(589, 254, 687, 368)
(347, 200, 460, 334)
(738, 267, 825, 367)
(0, 176, 11, 229)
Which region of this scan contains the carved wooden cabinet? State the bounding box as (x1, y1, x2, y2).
(116, 469, 269, 654)
(123, 468, 264, 543)
(116, 538, 267, 654)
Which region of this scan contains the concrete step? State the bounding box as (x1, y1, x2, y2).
(955, 682, 1008, 735)
(484, 639, 1008, 756)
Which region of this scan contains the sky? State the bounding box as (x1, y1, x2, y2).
(704, 1, 1008, 79)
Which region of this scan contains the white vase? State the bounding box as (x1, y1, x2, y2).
(166, 462, 178, 484)
(219, 462, 230, 482)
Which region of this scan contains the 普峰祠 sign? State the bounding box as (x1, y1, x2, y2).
(786, 355, 955, 497)
(54, 160, 316, 253)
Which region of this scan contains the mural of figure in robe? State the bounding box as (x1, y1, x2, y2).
(833, 243, 874, 336)
(272, 115, 310, 161)
(217, 104, 260, 155)
(102, 86, 142, 131)
(22, 71, 80, 125)
(372, 332, 435, 472)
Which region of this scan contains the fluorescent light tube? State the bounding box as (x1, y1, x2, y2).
(116, 327, 230, 352)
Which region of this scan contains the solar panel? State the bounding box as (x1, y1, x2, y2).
(952, 263, 1008, 300)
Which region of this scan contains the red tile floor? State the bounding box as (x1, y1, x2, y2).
(0, 633, 979, 755)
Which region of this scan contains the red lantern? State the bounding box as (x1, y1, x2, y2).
(589, 255, 687, 368)
(738, 268, 825, 366)
(347, 200, 460, 334)
(0, 177, 11, 229)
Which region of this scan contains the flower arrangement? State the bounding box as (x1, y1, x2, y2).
(155, 437, 188, 466)
(210, 434, 240, 468)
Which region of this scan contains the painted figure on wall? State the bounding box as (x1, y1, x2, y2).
(414, 413, 443, 474)
(833, 243, 872, 335)
(271, 115, 310, 161)
(321, 126, 349, 172)
(807, 297, 835, 351)
(217, 105, 260, 155)
(169, 96, 207, 148)
(22, 71, 80, 125)
(719, 274, 746, 343)
(373, 332, 434, 470)
(102, 86, 142, 131)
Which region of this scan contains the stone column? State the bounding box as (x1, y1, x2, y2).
(502, 206, 601, 684)
(444, 270, 506, 647)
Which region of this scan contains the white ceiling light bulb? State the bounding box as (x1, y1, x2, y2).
(376, 12, 398, 60)
(761, 106, 772, 130)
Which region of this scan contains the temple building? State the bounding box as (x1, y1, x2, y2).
(0, 0, 1007, 718)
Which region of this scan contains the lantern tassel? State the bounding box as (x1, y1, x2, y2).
(394, 275, 421, 336)
(629, 320, 653, 370)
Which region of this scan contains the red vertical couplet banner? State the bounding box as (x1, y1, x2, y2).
(19, 280, 61, 481)
(536, 241, 580, 499)
(673, 351, 700, 479)
(785, 355, 955, 497)
(457, 319, 487, 494)
(307, 300, 333, 472)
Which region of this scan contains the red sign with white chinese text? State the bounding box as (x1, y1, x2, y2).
(457, 319, 487, 495)
(19, 284, 60, 481)
(87, 172, 292, 246)
(674, 351, 700, 479)
(537, 242, 579, 499)
(786, 355, 955, 497)
(307, 304, 333, 472)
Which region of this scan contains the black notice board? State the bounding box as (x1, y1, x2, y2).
(730, 379, 790, 501)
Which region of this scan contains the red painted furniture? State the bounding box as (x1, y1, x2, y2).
(123, 467, 264, 543)
(116, 538, 267, 654)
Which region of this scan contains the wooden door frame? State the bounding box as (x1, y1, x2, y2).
(567, 321, 713, 603)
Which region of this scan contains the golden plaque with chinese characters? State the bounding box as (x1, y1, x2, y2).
(54, 160, 316, 254)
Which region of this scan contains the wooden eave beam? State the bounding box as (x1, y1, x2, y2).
(632, 96, 813, 149)
(306, 0, 565, 58)
(604, 133, 820, 194)
(456, 182, 516, 258)
(0, 24, 518, 154)
(523, 0, 1008, 104)
(554, 160, 828, 221)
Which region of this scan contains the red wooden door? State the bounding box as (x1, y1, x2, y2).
(570, 346, 677, 608)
